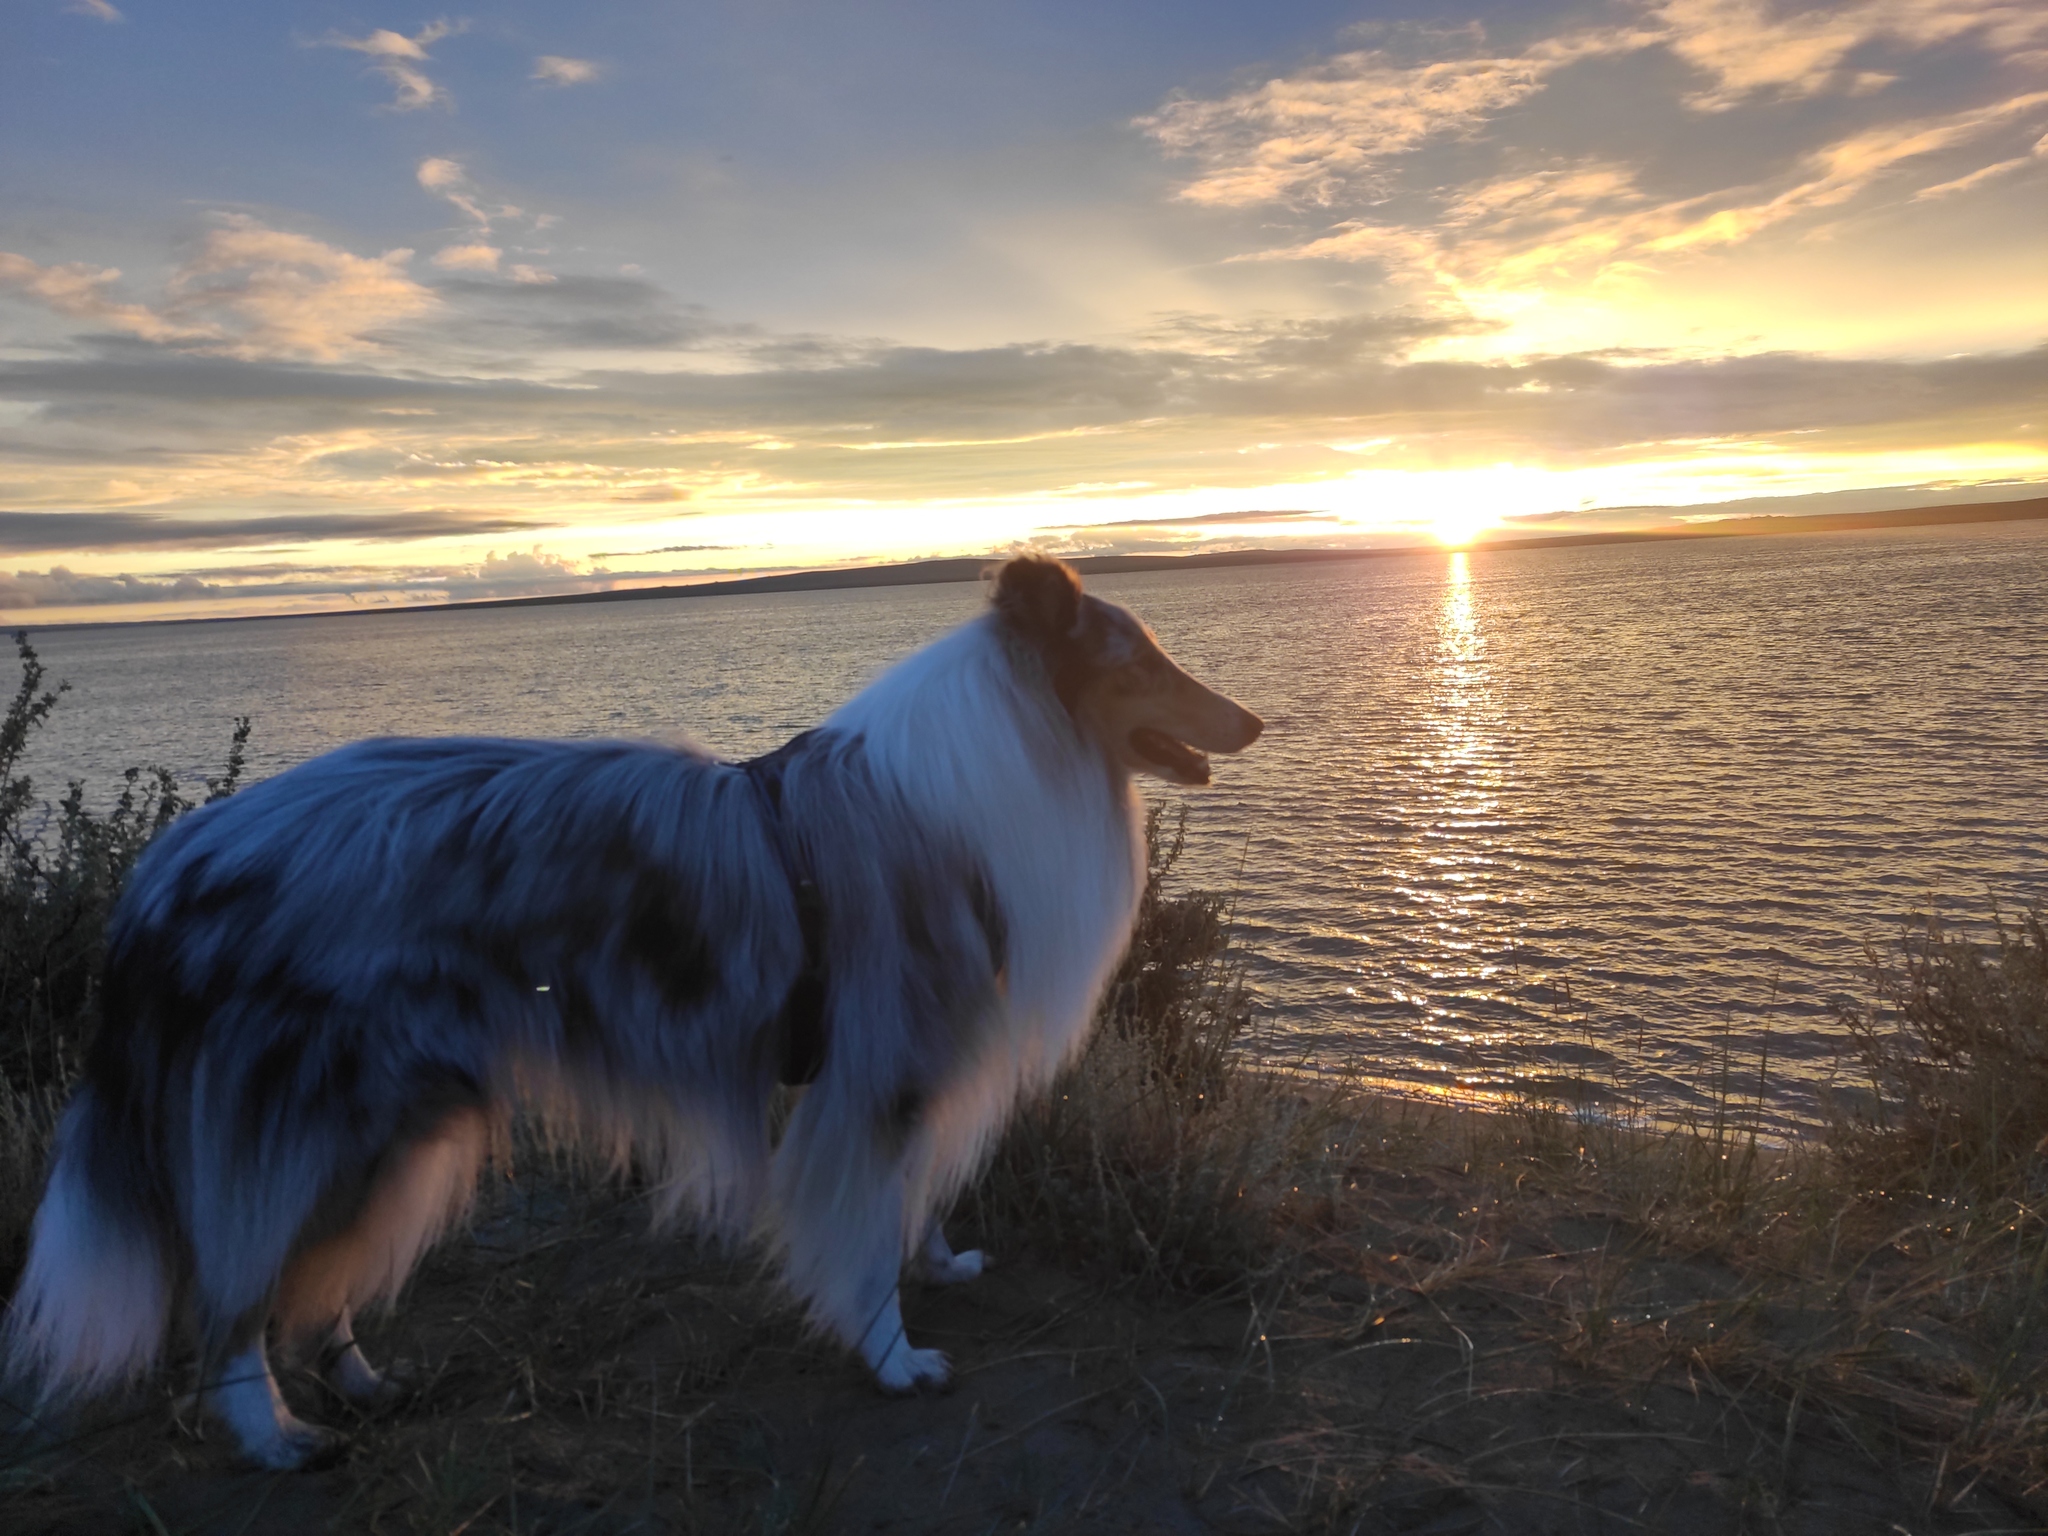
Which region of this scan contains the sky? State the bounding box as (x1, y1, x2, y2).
(2, 0, 2044, 623)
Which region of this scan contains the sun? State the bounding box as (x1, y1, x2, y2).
(1429, 506, 1497, 548)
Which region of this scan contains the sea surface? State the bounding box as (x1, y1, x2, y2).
(17, 521, 2048, 1131)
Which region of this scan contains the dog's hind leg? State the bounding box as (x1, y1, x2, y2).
(319, 1306, 407, 1412)
(914, 1215, 985, 1285)
(275, 1105, 490, 1418)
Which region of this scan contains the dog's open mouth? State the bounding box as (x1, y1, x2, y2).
(1129, 727, 1211, 785)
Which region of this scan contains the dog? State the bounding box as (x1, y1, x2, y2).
(2, 554, 1261, 1469)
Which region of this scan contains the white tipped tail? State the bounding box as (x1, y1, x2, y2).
(3, 1091, 171, 1408)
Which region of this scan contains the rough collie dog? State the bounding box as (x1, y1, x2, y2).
(1, 556, 1260, 1468)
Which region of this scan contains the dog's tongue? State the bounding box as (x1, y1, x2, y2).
(1130, 727, 1210, 785)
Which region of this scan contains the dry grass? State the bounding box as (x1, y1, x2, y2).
(7, 870, 2048, 1531)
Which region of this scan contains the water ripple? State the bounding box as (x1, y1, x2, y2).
(22, 521, 2048, 1131)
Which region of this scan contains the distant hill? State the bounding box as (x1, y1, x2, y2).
(434, 493, 2048, 614)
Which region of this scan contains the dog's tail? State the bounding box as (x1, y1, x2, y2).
(3, 1086, 173, 1416)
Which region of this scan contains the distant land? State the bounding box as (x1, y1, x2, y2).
(429, 493, 2048, 615)
(19, 494, 2047, 631)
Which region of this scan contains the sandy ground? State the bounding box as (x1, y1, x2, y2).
(5, 1160, 2039, 1535)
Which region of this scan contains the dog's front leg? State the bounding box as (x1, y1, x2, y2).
(836, 1178, 952, 1394)
(198, 1312, 344, 1470)
(773, 1098, 950, 1393)
(915, 1214, 986, 1285)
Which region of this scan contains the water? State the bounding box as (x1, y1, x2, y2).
(17, 521, 2048, 1130)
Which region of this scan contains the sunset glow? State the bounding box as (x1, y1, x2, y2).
(2, 1, 2044, 623)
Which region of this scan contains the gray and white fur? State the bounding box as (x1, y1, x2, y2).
(2, 555, 1261, 1468)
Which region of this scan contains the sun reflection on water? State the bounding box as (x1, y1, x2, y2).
(1366, 549, 1541, 1104)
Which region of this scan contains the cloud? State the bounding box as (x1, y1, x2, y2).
(63, 0, 122, 21)
(432, 242, 502, 271)
(317, 21, 462, 112)
(1138, 27, 1650, 209)
(1915, 128, 2048, 199)
(0, 567, 224, 608)
(1143, 5, 2048, 305)
(0, 547, 616, 611)
(414, 157, 524, 230)
(532, 56, 601, 87)
(4, 219, 435, 361)
(589, 544, 731, 558)
(2, 288, 2040, 562)
(1267, 90, 2048, 285)
(440, 546, 599, 600)
(1143, 4, 2048, 234)
(0, 508, 553, 555)
(1053, 509, 1339, 529)
(167, 216, 436, 360)
(426, 273, 724, 351)
(1655, 0, 2048, 111)
(417, 156, 465, 192)
(0, 253, 213, 344)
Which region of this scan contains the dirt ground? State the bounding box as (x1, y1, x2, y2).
(6, 1161, 2042, 1536)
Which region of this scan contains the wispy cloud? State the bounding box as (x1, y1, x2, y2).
(415, 157, 521, 229)
(0, 545, 612, 610)
(1915, 126, 2048, 198)
(317, 20, 463, 112)
(1143, 4, 2048, 311)
(1143, 2, 2048, 213)
(0, 254, 211, 344)
(63, 0, 122, 22)
(1655, 0, 2048, 111)
(1139, 27, 1649, 209)
(432, 242, 502, 271)
(1054, 509, 1339, 529)
(532, 56, 601, 87)
(1267, 90, 2048, 286)
(0, 508, 550, 556)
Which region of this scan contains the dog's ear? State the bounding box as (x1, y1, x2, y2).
(990, 556, 1082, 642)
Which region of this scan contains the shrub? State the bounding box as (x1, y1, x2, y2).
(1829, 906, 2048, 1206)
(0, 633, 248, 1276)
(969, 805, 1357, 1291)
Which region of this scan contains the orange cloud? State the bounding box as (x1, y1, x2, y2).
(1656, 0, 2048, 111)
(0, 253, 212, 343)
(432, 242, 503, 271)
(1, 219, 434, 361)
(532, 56, 601, 86)
(1139, 28, 1652, 209)
(318, 21, 462, 112)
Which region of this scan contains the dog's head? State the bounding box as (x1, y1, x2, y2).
(992, 555, 1263, 786)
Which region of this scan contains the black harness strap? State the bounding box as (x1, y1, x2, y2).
(740, 732, 830, 1086)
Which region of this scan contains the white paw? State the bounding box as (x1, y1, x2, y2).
(326, 1347, 413, 1413)
(873, 1343, 952, 1394)
(208, 1343, 349, 1470)
(245, 1416, 345, 1471)
(920, 1247, 986, 1285)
